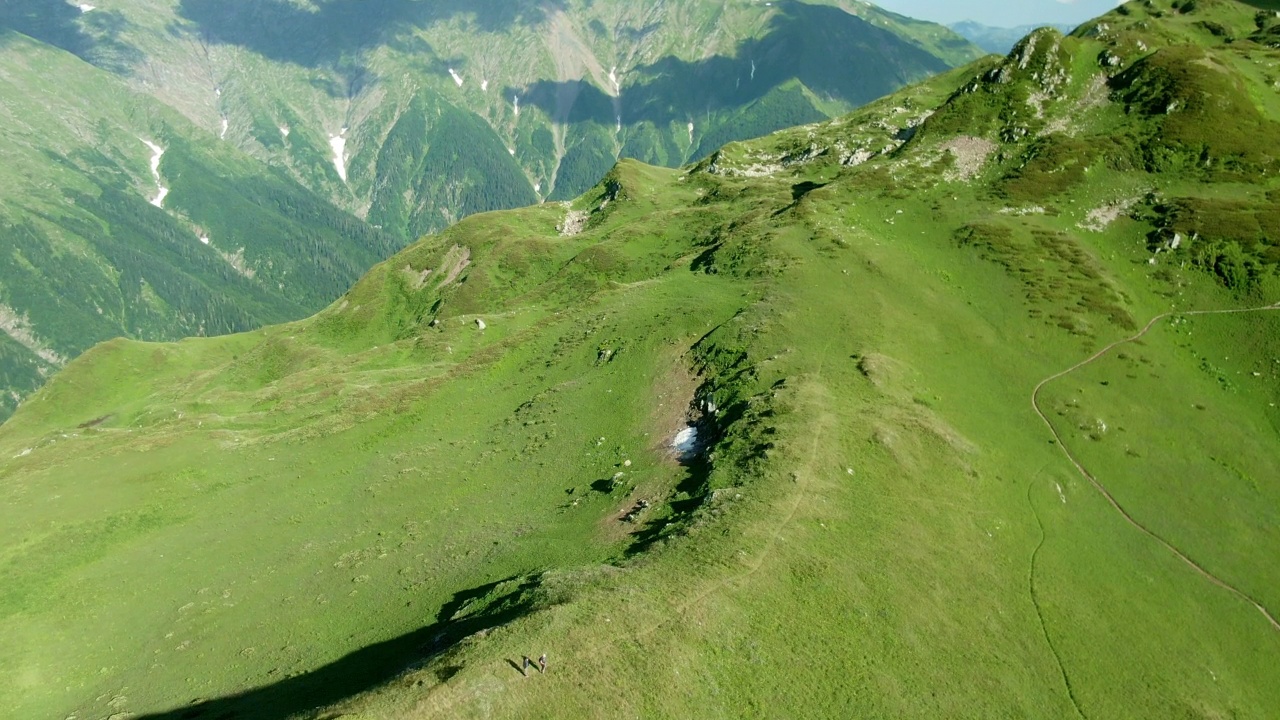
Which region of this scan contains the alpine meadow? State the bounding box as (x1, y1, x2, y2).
(3, 1, 1280, 719)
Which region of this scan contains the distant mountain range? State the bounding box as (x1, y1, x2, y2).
(0, 0, 983, 420)
(951, 20, 1079, 53)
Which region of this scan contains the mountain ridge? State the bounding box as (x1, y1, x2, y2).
(951, 20, 1080, 53)
(0, 0, 981, 421)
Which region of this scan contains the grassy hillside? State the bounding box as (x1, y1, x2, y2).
(4, 0, 1280, 718)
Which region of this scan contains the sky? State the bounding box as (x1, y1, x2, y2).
(871, 0, 1126, 28)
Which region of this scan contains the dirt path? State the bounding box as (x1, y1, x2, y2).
(1025, 481, 1088, 719)
(1031, 302, 1280, 632)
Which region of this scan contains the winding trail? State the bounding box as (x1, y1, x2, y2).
(1025, 481, 1087, 719)
(1031, 302, 1280, 632)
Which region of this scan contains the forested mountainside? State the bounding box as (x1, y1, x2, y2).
(0, 31, 398, 420)
(0, 0, 980, 421)
(3, 0, 980, 236)
(4, 1, 1280, 718)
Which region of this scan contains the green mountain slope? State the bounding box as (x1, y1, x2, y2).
(5, 0, 1280, 718)
(0, 0, 978, 422)
(0, 32, 399, 420)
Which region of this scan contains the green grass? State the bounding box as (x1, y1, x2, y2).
(4, 1, 1280, 719)
(0, 162, 766, 719)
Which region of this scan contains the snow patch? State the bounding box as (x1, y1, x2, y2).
(481, 78, 489, 91)
(672, 426, 700, 460)
(609, 66, 620, 95)
(142, 139, 169, 207)
(219, 116, 229, 139)
(199, 234, 211, 246)
(687, 122, 694, 144)
(78, 4, 96, 12)
(513, 95, 520, 117)
(279, 125, 290, 138)
(448, 68, 464, 87)
(329, 129, 348, 182)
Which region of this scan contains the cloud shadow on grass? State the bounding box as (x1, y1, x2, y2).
(175, 0, 565, 69)
(0, 0, 141, 73)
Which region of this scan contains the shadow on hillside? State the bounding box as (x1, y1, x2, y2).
(0, 0, 141, 72)
(625, 444, 715, 558)
(510, 1, 949, 154)
(133, 575, 541, 720)
(176, 0, 565, 69)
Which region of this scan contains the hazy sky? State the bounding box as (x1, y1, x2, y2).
(873, 0, 1126, 27)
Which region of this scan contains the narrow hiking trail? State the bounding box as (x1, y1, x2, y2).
(1031, 303, 1280, 633)
(1025, 481, 1088, 720)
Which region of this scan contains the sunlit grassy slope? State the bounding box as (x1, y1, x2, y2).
(4, 1, 1280, 718)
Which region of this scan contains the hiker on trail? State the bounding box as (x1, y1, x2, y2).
(538, 653, 547, 674)
(522, 656, 532, 676)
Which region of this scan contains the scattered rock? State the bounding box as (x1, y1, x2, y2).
(622, 499, 651, 523)
(559, 205, 589, 236)
(1079, 197, 1139, 232)
(940, 136, 998, 181)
